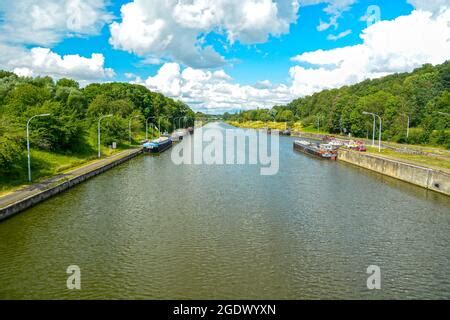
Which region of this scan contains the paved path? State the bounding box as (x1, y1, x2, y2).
(0, 148, 142, 210)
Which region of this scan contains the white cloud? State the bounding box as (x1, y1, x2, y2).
(0, 0, 114, 83)
(0, 0, 112, 46)
(138, 9, 450, 111)
(5, 47, 114, 82)
(289, 9, 450, 96)
(133, 63, 292, 110)
(407, 0, 449, 14)
(109, 0, 300, 68)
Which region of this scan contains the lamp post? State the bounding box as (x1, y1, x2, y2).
(375, 114, 382, 152)
(316, 115, 323, 132)
(406, 114, 410, 140)
(362, 111, 376, 146)
(158, 116, 169, 136)
(128, 115, 140, 145)
(26, 113, 51, 182)
(173, 116, 185, 131)
(98, 114, 113, 158)
(145, 116, 157, 141)
(179, 116, 187, 129)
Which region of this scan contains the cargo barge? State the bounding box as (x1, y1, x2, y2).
(143, 136, 172, 153)
(293, 140, 338, 160)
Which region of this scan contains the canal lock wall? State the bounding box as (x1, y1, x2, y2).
(0, 149, 143, 221)
(337, 148, 450, 196)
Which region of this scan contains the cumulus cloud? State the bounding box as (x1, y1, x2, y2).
(289, 9, 450, 96)
(109, 0, 300, 68)
(138, 8, 450, 111)
(407, 0, 449, 14)
(4, 47, 114, 82)
(0, 0, 114, 83)
(0, 0, 112, 46)
(132, 62, 292, 110)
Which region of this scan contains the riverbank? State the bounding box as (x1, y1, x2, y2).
(338, 148, 450, 196)
(0, 148, 143, 221)
(228, 120, 450, 172)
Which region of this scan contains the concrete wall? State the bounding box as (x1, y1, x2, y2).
(0, 150, 142, 221)
(338, 148, 450, 196)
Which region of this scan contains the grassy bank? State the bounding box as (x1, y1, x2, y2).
(365, 146, 450, 172)
(228, 120, 331, 135)
(0, 129, 159, 196)
(228, 120, 449, 172)
(0, 146, 125, 196)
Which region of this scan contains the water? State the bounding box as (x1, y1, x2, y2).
(0, 122, 449, 299)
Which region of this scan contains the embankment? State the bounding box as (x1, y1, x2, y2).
(0, 148, 143, 221)
(338, 148, 450, 196)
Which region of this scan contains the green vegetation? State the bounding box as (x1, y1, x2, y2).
(365, 146, 450, 171)
(0, 70, 195, 192)
(226, 62, 450, 148)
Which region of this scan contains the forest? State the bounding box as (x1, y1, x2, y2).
(225, 62, 450, 148)
(0, 71, 195, 183)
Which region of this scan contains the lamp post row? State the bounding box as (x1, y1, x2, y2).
(27, 114, 183, 182)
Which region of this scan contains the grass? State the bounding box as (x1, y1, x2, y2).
(365, 146, 450, 171)
(229, 120, 449, 172)
(0, 130, 159, 197)
(228, 120, 331, 135)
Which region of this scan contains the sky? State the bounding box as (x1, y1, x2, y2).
(0, 0, 449, 113)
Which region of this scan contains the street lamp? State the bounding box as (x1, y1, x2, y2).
(26, 113, 51, 182)
(173, 116, 185, 131)
(406, 114, 410, 140)
(316, 115, 323, 132)
(158, 116, 169, 135)
(362, 111, 376, 146)
(145, 116, 157, 141)
(179, 116, 187, 129)
(98, 114, 113, 158)
(128, 115, 140, 145)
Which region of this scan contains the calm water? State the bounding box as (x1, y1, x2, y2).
(0, 122, 449, 299)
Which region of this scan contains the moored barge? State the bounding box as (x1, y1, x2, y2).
(143, 136, 172, 153)
(293, 140, 337, 160)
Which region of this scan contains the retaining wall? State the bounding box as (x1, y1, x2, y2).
(0, 150, 142, 221)
(338, 148, 450, 196)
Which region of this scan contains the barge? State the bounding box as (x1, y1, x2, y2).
(293, 140, 338, 160)
(143, 136, 172, 153)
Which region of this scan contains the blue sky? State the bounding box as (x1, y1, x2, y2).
(52, 0, 414, 84)
(0, 0, 448, 113)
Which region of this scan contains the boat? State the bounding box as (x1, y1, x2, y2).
(143, 136, 172, 153)
(346, 140, 366, 152)
(293, 140, 338, 160)
(281, 129, 291, 136)
(171, 132, 182, 142)
(187, 127, 194, 134)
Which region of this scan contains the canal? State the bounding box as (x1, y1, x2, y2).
(0, 122, 449, 299)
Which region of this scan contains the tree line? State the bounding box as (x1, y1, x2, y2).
(225, 62, 450, 148)
(0, 71, 195, 175)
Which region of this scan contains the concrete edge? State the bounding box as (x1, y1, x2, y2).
(0, 149, 143, 222)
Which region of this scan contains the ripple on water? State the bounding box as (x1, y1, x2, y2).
(0, 124, 449, 299)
